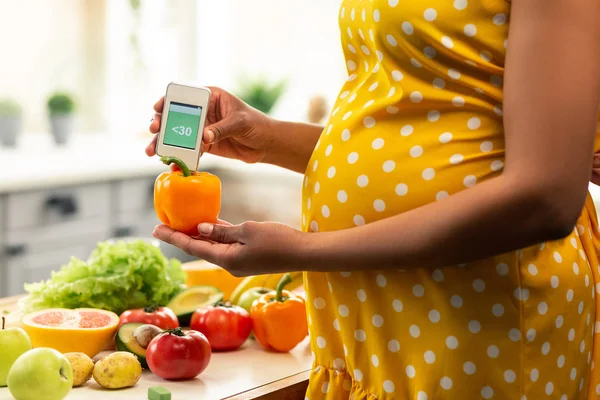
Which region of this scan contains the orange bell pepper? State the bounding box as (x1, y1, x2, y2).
(251, 273, 308, 352)
(154, 156, 221, 236)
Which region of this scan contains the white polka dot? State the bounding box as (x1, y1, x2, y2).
(317, 336, 326, 348)
(348, 91, 357, 100)
(504, 370, 516, 383)
(388, 339, 400, 352)
(567, 289, 574, 302)
(496, 263, 509, 276)
(354, 330, 367, 342)
(473, 279, 485, 292)
(545, 382, 554, 395)
(424, 350, 436, 364)
(327, 166, 336, 179)
(526, 328, 536, 342)
(427, 110, 440, 122)
(312, 160, 318, 171)
(468, 320, 481, 333)
(372, 314, 384, 327)
(481, 387, 494, 399)
(480, 141, 493, 152)
(551, 276, 559, 288)
(490, 75, 503, 87)
(530, 368, 539, 382)
(406, 365, 416, 378)
(412, 58, 423, 68)
(382, 380, 395, 394)
(440, 376, 452, 390)
(441, 36, 454, 48)
(392, 183, 408, 197)
(446, 336, 458, 349)
(314, 182, 320, 193)
(321, 382, 329, 393)
(571, 368, 577, 380)
(464, 175, 477, 187)
(393, 299, 403, 312)
(413, 284, 425, 297)
(468, 117, 481, 129)
(451, 295, 463, 308)
(368, 82, 378, 92)
(568, 328, 575, 341)
(422, 168, 435, 180)
(372, 138, 384, 149)
(310, 220, 319, 232)
(353, 369, 363, 382)
(463, 362, 476, 375)
(364, 116, 376, 128)
(509, 328, 521, 341)
(375, 274, 387, 288)
(424, 46, 436, 59)
(374, 199, 386, 212)
(578, 301, 584, 315)
(314, 297, 326, 309)
(391, 70, 403, 82)
(464, 24, 477, 37)
(538, 301, 548, 315)
(343, 344, 348, 356)
(410, 324, 421, 338)
(436, 191, 449, 201)
(386, 105, 399, 114)
(333, 358, 345, 370)
(410, 91, 423, 103)
(452, 96, 465, 107)
(558, 355, 565, 368)
(338, 305, 349, 317)
(542, 342, 550, 355)
(383, 160, 396, 172)
(487, 345, 499, 358)
(371, 354, 379, 368)
(556, 315, 564, 328)
(386, 34, 398, 47)
(335, 191, 348, 204)
(573, 262, 580, 275)
(347, 152, 358, 164)
(339, 91, 350, 99)
(401, 125, 414, 136)
(387, 87, 396, 97)
(439, 132, 453, 143)
(454, 0, 468, 10)
(514, 287, 530, 301)
(580, 249, 587, 260)
(347, 60, 357, 71)
(307, 198, 311, 209)
(373, 9, 381, 22)
(333, 318, 340, 331)
(428, 309, 441, 323)
(586, 274, 590, 287)
(492, 304, 504, 317)
(353, 214, 365, 226)
(410, 145, 424, 158)
(433, 78, 446, 89)
(402, 22, 414, 35)
(491, 160, 504, 171)
(432, 269, 444, 282)
(525, 263, 538, 276)
(493, 13, 506, 25)
(480, 51, 492, 62)
(342, 111, 352, 121)
(341, 129, 350, 141)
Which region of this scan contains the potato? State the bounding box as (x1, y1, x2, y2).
(92, 351, 142, 389)
(64, 352, 94, 387)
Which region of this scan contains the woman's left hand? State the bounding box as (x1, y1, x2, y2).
(152, 221, 309, 276)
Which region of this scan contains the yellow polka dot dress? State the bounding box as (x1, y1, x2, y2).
(301, 1, 600, 399)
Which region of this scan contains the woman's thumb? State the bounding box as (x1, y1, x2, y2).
(204, 117, 241, 144)
(198, 223, 242, 244)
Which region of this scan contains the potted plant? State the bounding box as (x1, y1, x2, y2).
(237, 78, 286, 115)
(47, 92, 76, 145)
(0, 99, 23, 147)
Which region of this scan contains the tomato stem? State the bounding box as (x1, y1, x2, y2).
(166, 327, 186, 337)
(144, 305, 160, 313)
(160, 156, 192, 177)
(275, 273, 292, 302)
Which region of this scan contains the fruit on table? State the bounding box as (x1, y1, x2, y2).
(154, 156, 221, 236)
(64, 352, 94, 387)
(146, 328, 211, 380)
(21, 308, 119, 358)
(190, 302, 252, 351)
(7, 347, 73, 400)
(167, 285, 223, 326)
(251, 274, 308, 352)
(115, 323, 151, 369)
(236, 287, 271, 314)
(149, 386, 172, 400)
(0, 317, 32, 387)
(92, 351, 142, 389)
(119, 305, 179, 330)
(182, 259, 244, 300)
(229, 271, 304, 305)
(133, 324, 163, 348)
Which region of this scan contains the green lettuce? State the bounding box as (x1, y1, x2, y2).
(22, 240, 186, 315)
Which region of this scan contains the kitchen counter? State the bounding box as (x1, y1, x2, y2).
(0, 133, 301, 194)
(0, 295, 312, 400)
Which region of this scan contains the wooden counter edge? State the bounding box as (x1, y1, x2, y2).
(223, 369, 310, 400)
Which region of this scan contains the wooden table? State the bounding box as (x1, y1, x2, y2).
(0, 296, 311, 400)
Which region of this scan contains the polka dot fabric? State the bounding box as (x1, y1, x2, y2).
(301, 1, 600, 399)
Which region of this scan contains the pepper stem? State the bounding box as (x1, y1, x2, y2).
(275, 273, 292, 302)
(1, 317, 4, 330)
(160, 156, 191, 177)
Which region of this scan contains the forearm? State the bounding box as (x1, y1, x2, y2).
(303, 174, 586, 272)
(262, 119, 323, 173)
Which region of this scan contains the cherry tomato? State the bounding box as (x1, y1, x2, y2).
(190, 303, 252, 351)
(119, 305, 179, 329)
(146, 328, 211, 380)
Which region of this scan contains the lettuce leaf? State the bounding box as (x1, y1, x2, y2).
(22, 240, 186, 315)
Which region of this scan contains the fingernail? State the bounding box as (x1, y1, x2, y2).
(206, 130, 215, 143)
(198, 223, 214, 235)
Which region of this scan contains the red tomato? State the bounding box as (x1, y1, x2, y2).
(146, 328, 211, 380)
(119, 305, 179, 329)
(190, 304, 252, 351)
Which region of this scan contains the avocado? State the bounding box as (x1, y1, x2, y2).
(167, 285, 223, 326)
(115, 322, 148, 368)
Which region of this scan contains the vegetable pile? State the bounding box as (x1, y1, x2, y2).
(21, 240, 186, 315)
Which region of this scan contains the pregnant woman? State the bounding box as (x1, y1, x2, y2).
(148, 1, 600, 398)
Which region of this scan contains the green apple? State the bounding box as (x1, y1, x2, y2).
(7, 348, 73, 400)
(236, 287, 271, 313)
(0, 316, 32, 387)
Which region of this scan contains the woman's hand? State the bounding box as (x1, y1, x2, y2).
(146, 87, 275, 164)
(152, 221, 308, 276)
(592, 152, 600, 186)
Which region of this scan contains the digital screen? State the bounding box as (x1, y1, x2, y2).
(163, 102, 202, 150)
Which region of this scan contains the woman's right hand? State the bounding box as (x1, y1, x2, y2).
(146, 86, 274, 164)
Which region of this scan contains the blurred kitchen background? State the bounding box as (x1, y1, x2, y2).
(0, 0, 347, 297)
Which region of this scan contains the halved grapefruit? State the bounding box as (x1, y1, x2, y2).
(22, 308, 120, 358)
